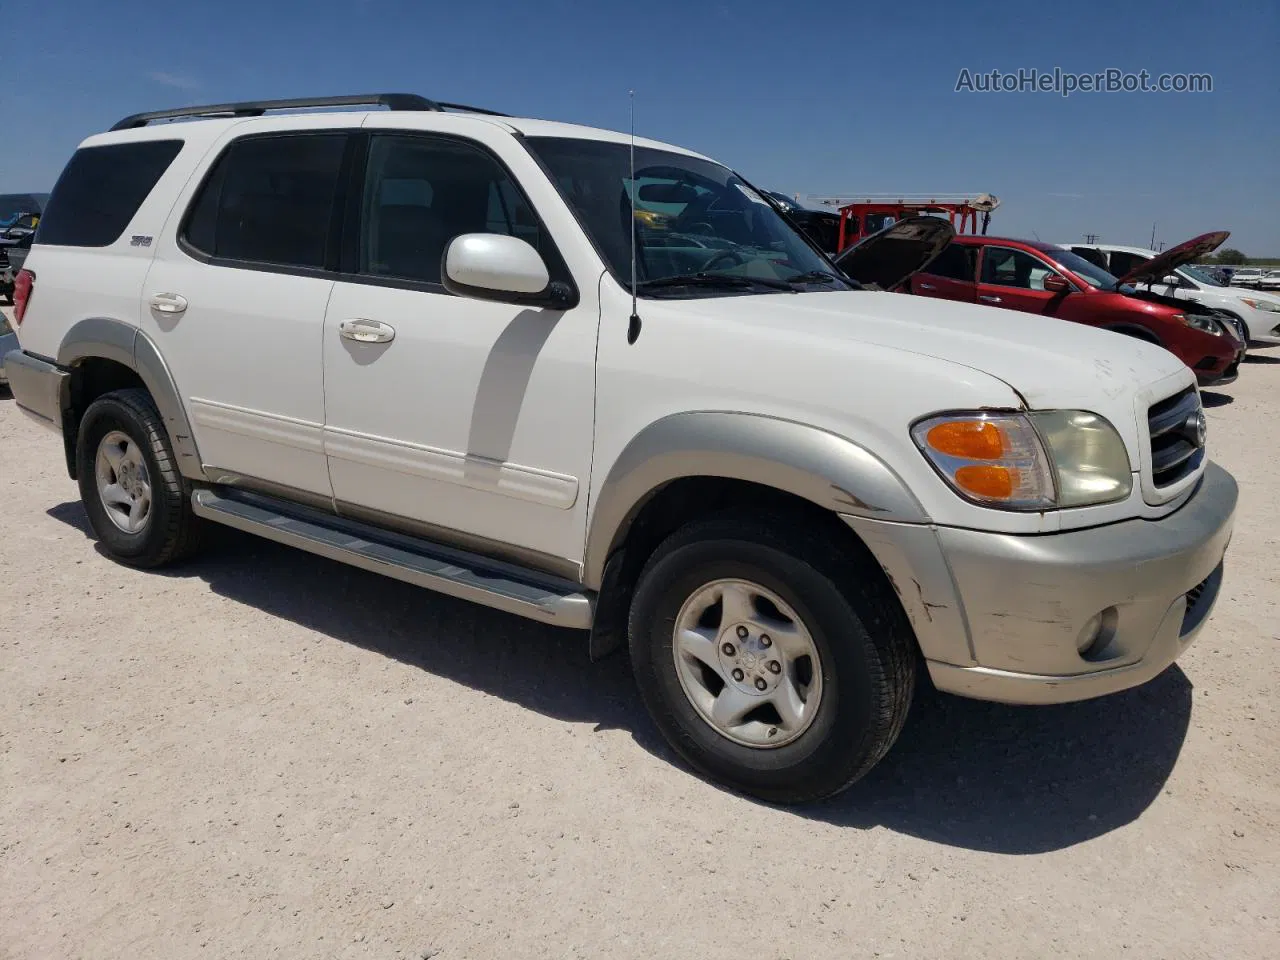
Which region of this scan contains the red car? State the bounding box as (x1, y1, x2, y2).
(902, 231, 1245, 386)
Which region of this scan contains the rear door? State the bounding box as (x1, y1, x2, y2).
(141, 122, 353, 497)
(908, 242, 978, 301)
(975, 245, 1066, 314)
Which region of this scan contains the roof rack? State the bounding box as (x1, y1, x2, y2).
(109, 93, 508, 131)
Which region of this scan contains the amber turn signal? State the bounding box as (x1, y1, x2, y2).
(954, 464, 1017, 499)
(925, 420, 1005, 460)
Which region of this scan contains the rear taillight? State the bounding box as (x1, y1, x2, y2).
(13, 268, 34, 325)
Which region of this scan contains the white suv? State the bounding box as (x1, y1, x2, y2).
(3, 94, 1238, 803)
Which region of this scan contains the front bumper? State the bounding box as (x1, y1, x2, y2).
(2, 348, 69, 429)
(845, 461, 1237, 705)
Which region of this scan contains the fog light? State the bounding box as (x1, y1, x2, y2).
(1077, 607, 1118, 660)
(1077, 614, 1103, 653)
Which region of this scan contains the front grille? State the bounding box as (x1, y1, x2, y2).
(0, 248, 9, 269)
(1147, 386, 1205, 487)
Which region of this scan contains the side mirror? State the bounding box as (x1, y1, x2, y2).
(1042, 272, 1070, 293)
(1163, 274, 1182, 287)
(441, 234, 576, 309)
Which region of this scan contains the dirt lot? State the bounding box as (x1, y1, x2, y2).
(2, 305, 1278, 959)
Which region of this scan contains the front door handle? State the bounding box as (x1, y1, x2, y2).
(149, 292, 188, 314)
(979, 294, 1003, 303)
(917, 282, 936, 290)
(339, 318, 396, 344)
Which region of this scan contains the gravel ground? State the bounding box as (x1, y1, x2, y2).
(2, 304, 1278, 959)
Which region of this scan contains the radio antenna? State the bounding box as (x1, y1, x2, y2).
(627, 89, 642, 344)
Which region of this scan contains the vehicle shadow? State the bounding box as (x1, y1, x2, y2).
(1243, 353, 1280, 364)
(1200, 391, 1234, 407)
(46, 500, 1193, 855)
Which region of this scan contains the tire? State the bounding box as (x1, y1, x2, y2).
(75, 388, 205, 568)
(628, 510, 916, 804)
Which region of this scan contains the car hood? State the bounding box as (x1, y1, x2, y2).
(1116, 230, 1229, 285)
(676, 289, 1189, 409)
(833, 216, 956, 290)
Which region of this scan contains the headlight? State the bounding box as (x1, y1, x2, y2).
(1240, 298, 1280, 313)
(1175, 312, 1222, 335)
(912, 411, 1132, 511)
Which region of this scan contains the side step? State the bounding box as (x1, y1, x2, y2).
(191, 488, 594, 629)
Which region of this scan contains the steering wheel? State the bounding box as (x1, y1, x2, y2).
(699, 249, 749, 272)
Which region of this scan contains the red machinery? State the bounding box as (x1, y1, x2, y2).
(808, 193, 1001, 252)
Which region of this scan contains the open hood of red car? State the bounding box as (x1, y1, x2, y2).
(1115, 230, 1229, 285)
(833, 215, 956, 290)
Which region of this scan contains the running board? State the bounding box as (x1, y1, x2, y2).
(190, 488, 594, 629)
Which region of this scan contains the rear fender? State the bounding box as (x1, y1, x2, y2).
(57, 316, 206, 481)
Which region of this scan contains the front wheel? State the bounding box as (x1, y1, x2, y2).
(76, 388, 204, 568)
(628, 512, 916, 804)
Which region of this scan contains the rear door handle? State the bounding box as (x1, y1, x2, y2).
(917, 282, 936, 290)
(149, 292, 188, 314)
(979, 294, 1002, 303)
(339, 318, 396, 344)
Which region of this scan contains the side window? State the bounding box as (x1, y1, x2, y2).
(923, 243, 976, 282)
(1070, 246, 1108, 269)
(359, 134, 544, 285)
(183, 133, 347, 269)
(35, 140, 184, 247)
(980, 246, 1055, 290)
(1107, 251, 1150, 277)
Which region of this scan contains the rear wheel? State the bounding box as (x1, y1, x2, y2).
(628, 511, 916, 804)
(76, 388, 204, 568)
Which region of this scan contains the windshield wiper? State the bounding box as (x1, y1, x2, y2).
(783, 270, 846, 286)
(637, 272, 796, 293)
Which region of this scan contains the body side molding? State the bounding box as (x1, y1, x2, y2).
(582, 411, 929, 588)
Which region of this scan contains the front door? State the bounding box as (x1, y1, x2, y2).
(975, 245, 1067, 315)
(320, 131, 598, 567)
(141, 127, 351, 497)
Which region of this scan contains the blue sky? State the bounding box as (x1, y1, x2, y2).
(4, 0, 1278, 252)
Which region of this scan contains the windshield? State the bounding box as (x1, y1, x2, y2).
(523, 137, 850, 297)
(1046, 249, 1127, 291)
(1182, 264, 1227, 287)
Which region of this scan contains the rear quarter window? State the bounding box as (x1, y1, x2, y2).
(35, 140, 184, 247)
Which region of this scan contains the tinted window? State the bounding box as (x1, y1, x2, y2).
(183, 134, 346, 269)
(1107, 251, 1150, 277)
(1069, 246, 1108, 269)
(358, 134, 544, 285)
(924, 243, 976, 281)
(35, 141, 182, 247)
(980, 246, 1057, 290)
